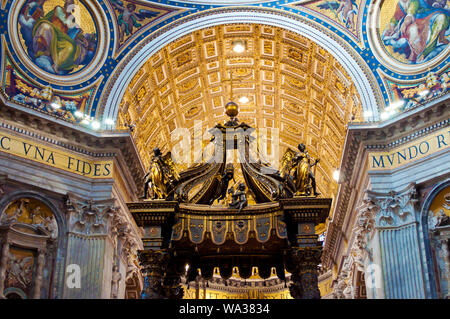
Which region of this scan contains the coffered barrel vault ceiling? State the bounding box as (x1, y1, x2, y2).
(118, 24, 362, 198)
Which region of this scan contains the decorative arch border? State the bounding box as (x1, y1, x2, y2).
(0, 189, 68, 299)
(419, 178, 450, 299)
(0, 190, 66, 233)
(3, 287, 28, 299)
(177, 1, 271, 3)
(100, 7, 382, 125)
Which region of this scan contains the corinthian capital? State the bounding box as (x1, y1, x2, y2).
(367, 183, 418, 228)
(65, 193, 119, 236)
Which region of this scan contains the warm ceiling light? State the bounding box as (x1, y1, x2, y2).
(239, 96, 249, 104)
(232, 40, 245, 53)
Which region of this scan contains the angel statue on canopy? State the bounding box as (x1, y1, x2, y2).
(280, 143, 320, 197)
(142, 147, 180, 200)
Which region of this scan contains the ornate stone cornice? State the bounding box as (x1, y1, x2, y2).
(0, 101, 145, 192)
(350, 98, 449, 146)
(323, 97, 449, 268)
(364, 118, 449, 151)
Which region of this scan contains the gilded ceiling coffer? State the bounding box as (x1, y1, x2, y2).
(128, 104, 331, 299)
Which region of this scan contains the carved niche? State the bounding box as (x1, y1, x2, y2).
(0, 197, 59, 299)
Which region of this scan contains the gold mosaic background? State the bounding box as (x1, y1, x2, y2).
(118, 24, 362, 199)
(430, 186, 450, 217)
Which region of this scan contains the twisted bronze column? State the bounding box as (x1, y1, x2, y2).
(138, 249, 183, 299)
(289, 246, 322, 299)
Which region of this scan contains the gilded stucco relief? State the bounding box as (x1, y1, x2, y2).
(429, 185, 450, 221)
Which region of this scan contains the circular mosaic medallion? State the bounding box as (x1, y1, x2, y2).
(368, 0, 450, 74)
(9, 0, 108, 85)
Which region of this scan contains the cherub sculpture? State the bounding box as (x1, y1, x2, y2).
(229, 183, 248, 212)
(280, 143, 320, 196)
(0, 199, 27, 224)
(111, 0, 159, 43)
(111, 265, 122, 299)
(143, 147, 180, 200)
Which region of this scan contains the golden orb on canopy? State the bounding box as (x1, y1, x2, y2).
(225, 101, 239, 117)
